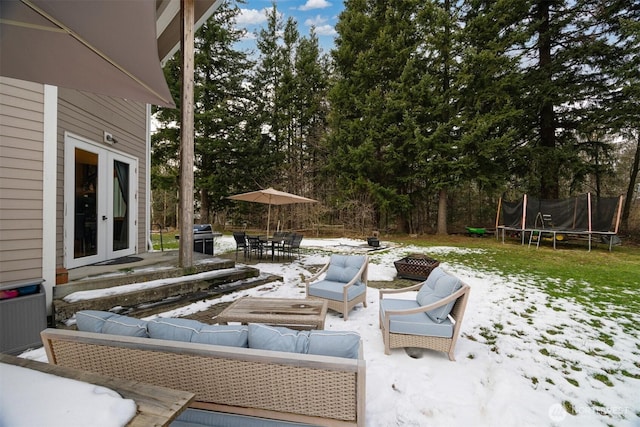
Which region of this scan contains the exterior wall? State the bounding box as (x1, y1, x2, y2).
(0, 77, 44, 284)
(56, 88, 148, 268)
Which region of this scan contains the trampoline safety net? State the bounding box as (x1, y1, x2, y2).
(501, 194, 620, 232)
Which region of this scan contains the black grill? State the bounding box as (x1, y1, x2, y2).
(193, 224, 217, 255)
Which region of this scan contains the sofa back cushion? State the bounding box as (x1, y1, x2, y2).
(76, 310, 149, 337)
(307, 330, 361, 359)
(148, 317, 248, 348)
(416, 269, 462, 323)
(248, 324, 361, 359)
(325, 254, 366, 284)
(248, 324, 310, 353)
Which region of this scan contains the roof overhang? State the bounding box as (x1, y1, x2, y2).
(0, 0, 222, 107)
(155, 0, 224, 65)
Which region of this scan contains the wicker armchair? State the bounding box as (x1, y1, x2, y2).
(379, 267, 470, 361)
(305, 254, 368, 321)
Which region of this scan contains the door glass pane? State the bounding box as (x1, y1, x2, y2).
(112, 160, 129, 251)
(74, 148, 98, 258)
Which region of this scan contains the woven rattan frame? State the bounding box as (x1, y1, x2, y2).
(379, 278, 470, 361)
(41, 329, 365, 427)
(305, 256, 369, 321)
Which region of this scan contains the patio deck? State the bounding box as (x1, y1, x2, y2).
(53, 250, 280, 327)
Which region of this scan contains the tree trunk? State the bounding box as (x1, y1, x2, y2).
(537, 0, 559, 199)
(621, 131, 640, 231)
(437, 188, 448, 235)
(200, 188, 209, 224)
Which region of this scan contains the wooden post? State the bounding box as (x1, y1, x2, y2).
(178, 0, 194, 268)
(614, 195, 623, 233)
(495, 197, 502, 241)
(521, 194, 527, 230)
(587, 192, 593, 251)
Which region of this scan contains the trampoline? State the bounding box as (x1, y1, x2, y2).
(496, 193, 623, 251)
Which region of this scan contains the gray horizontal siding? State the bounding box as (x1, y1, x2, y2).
(0, 77, 44, 284)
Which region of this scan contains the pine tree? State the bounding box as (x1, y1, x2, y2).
(246, 4, 288, 193)
(585, 0, 640, 229)
(328, 0, 424, 232)
(152, 2, 255, 225)
(456, 0, 528, 196)
(192, 2, 254, 222)
(513, 0, 637, 199)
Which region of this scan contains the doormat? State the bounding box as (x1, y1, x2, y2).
(93, 256, 143, 266)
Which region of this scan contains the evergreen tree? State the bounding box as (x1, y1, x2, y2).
(294, 29, 330, 197)
(328, 0, 424, 232)
(250, 4, 287, 188)
(514, 0, 637, 199)
(455, 0, 528, 201)
(408, 0, 466, 234)
(593, 0, 640, 230)
(151, 53, 182, 228)
(152, 2, 255, 226)
(192, 2, 254, 222)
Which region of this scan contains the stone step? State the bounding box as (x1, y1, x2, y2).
(54, 257, 236, 299)
(53, 265, 281, 327)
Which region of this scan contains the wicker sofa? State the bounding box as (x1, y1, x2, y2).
(41, 312, 366, 427)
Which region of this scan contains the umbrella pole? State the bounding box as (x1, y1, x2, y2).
(267, 204, 271, 237)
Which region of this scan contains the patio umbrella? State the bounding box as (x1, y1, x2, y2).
(0, 0, 175, 107)
(228, 187, 318, 236)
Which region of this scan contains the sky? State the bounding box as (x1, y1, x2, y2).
(234, 0, 344, 54)
(11, 237, 640, 427)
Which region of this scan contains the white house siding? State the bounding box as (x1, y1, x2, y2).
(56, 88, 149, 268)
(0, 78, 44, 284)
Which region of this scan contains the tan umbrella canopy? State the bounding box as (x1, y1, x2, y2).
(228, 188, 318, 236)
(0, 0, 175, 107)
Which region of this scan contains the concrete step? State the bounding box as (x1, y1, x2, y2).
(53, 262, 282, 327)
(54, 257, 236, 299)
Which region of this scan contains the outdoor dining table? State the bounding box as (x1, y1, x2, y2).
(258, 235, 288, 261)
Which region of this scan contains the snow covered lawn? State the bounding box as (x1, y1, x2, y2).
(17, 237, 640, 426)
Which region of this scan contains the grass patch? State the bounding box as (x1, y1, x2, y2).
(398, 236, 640, 318)
(151, 232, 180, 250)
(598, 333, 614, 347)
(592, 373, 614, 387)
(565, 377, 579, 387)
(479, 327, 498, 345)
(562, 401, 577, 415)
(621, 370, 640, 379)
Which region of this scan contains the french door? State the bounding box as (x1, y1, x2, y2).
(64, 133, 138, 268)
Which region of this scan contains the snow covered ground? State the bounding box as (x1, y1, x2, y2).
(15, 236, 640, 426)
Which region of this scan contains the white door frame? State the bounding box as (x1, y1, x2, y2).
(63, 132, 138, 268)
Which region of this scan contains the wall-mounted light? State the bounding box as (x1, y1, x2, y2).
(103, 131, 118, 145)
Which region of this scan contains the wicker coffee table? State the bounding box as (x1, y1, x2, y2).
(216, 297, 328, 330)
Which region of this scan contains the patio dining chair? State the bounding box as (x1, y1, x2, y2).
(286, 233, 303, 258)
(272, 232, 292, 261)
(305, 254, 368, 321)
(247, 236, 265, 260)
(232, 232, 248, 260)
